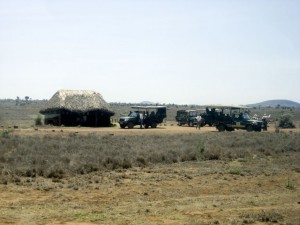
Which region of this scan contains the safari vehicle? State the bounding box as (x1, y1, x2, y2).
(202, 105, 265, 132)
(175, 109, 204, 127)
(119, 106, 166, 129)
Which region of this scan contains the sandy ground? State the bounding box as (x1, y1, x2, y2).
(0, 124, 299, 224)
(0, 163, 299, 225)
(10, 121, 300, 136)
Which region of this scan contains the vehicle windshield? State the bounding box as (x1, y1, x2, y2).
(128, 111, 138, 117)
(177, 111, 185, 116)
(232, 112, 251, 120)
(189, 111, 197, 116)
(242, 113, 251, 120)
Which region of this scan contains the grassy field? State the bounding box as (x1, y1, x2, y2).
(1, 130, 299, 181)
(0, 99, 300, 224)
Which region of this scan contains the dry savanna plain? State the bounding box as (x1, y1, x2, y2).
(0, 100, 300, 225)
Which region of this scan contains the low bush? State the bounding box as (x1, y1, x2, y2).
(0, 129, 13, 138)
(278, 113, 296, 128)
(34, 114, 42, 126)
(241, 210, 284, 224)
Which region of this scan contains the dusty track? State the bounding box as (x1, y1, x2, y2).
(11, 122, 300, 136)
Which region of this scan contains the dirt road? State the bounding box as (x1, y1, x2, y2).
(11, 121, 299, 137)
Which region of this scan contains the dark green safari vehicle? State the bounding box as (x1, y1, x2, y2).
(119, 106, 166, 129)
(175, 110, 198, 127)
(202, 105, 265, 132)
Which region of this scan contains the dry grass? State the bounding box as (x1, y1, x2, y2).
(1, 131, 299, 184)
(0, 130, 299, 224)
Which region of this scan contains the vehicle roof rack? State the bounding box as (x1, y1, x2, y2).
(131, 106, 166, 109)
(206, 104, 250, 109)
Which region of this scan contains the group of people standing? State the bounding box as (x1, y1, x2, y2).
(139, 111, 153, 128)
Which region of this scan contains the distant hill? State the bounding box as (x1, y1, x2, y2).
(247, 99, 300, 108)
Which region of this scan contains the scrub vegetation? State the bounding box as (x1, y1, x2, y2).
(0, 131, 299, 182)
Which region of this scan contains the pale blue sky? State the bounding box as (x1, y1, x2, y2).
(0, 0, 299, 105)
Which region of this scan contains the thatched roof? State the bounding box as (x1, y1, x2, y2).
(40, 90, 114, 114)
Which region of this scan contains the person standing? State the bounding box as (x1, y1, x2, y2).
(139, 112, 144, 129)
(196, 115, 202, 130)
(262, 114, 268, 131)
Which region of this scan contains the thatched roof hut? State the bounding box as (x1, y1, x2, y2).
(40, 90, 114, 127)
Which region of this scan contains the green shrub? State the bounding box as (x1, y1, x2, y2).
(35, 114, 42, 126)
(278, 114, 295, 128)
(0, 129, 12, 138)
(229, 166, 241, 175)
(286, 177, 295, 190)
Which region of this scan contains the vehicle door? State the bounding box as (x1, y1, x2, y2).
(134, 111, 142, 125)
(189, 111, 197, 124)
(231, 112, 244, 128)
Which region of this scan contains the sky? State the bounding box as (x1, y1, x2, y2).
(0, 0, 299, 105)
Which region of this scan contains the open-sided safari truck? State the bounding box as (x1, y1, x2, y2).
(119, 106, 166, 129)
(175, 109, 205, 127)
(202, 105, 266, 132)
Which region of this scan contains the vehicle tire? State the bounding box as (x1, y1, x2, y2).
(151, 122, 157, 128)
(189, 121, 194, 127)
(120, 125, 126, 129)
(226, 127, 234, 132)
(217, 124, 226, 132)
(127, 122, 134, 129)
(246, 125, 253, 132)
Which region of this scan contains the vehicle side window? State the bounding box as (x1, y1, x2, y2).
(191, 112, 197, 116)
(150, 111, 155, 117)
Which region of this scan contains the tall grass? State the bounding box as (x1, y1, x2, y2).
(0, 132, 299, 183)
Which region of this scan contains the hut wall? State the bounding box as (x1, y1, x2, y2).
(44, 109, 112, 127)
(44, 110, 61, 126)
(85, 110, 112, 127)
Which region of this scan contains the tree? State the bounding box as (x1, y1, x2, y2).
(16, 96, 20, 105)
(25, 96, 30, 104)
